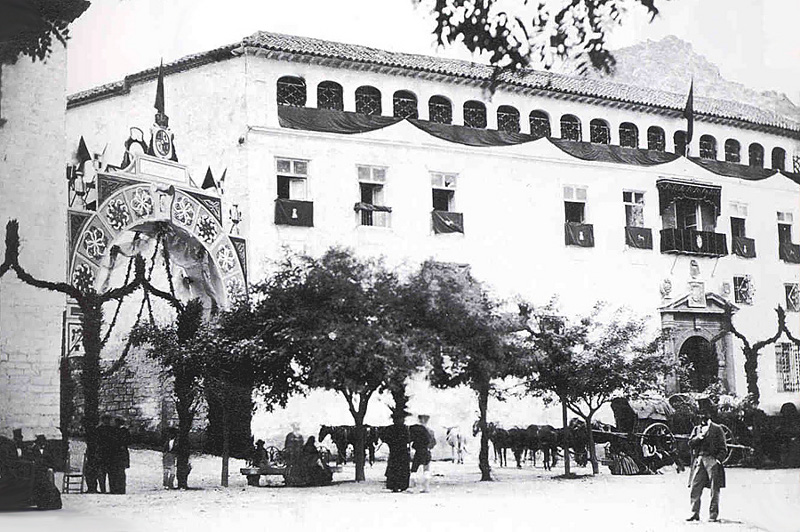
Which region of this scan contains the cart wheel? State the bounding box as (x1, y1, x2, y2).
(719, 424, 734, 464)
(265, 446, 285, 467)
(640, 422, 676, 455)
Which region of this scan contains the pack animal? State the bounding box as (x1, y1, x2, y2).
(445, 426, 467, 464)
(318, 425, 380, 466)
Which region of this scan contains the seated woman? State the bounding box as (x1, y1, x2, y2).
(250, 440, 268, 469)
(285, 437, 332, 487)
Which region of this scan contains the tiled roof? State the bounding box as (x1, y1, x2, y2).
(69, 31, 800, 136)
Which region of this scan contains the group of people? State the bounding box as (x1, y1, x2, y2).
(383, 412, 436, 493)
(249, 423, 333, 487)
(0, 430, 62, 510)
(85, 415, 131, 494)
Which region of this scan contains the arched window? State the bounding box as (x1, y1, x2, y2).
(749, 143, 764, 168)
(497, 105, 520, 134)
(529, 110, 551, 138)
(317, 81, 343, 111)
(276, 76, 306, 107)
(619, 122, 639, 148)
(772, 147, 786, 171)
(355, 86, 382, 116)
(560, 114, 581, 141)
(463, 100, 487, 128)
(393, 90, 418, 119)
(647, 126, 665, 151)
(724, 139, 741, 163)
(590, 119, 610, 144)
(699, 135, 717, 160)
(428, 95, 452, 124)
(674, 131, 687, 156)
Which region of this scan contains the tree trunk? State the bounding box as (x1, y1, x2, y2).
(175, 368, 194, 490)
(477, 383, 492, 481)
(221, 398, 229, 487)
(353, 414, 366, 482)
(585, 415, 599, 475)
(79, 301, 103, 442)
(742, 347, 760, 405)
(560, 398, 571, 476)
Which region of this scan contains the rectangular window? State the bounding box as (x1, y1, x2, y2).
(564, 185, 587, 223)
(733, 275, 753, 305)
(676, 200, 698, 231)
(731, 218, 746, 238)
(786, 283, 800, 312)
(276, 158, 308, 200)
(775, 343, 800, 392)
(729, 202, 748, 237)
(623, 191, 645, 227)
(778, 211, 794, 244)
(357, 165, 389, 227)
(431, 172, 457, 212)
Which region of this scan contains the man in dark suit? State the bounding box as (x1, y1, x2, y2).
(95, 415, 115, 493)
(686, 413, 727, 522)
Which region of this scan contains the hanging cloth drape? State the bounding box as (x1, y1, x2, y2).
(547, 138, 681, 166)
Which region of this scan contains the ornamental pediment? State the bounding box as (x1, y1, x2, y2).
(659, 291, 737, 315)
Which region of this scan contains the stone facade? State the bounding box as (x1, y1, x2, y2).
(0, 47, 68, 440)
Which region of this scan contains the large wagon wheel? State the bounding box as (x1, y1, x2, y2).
(640, 422, 676, 457)
(265, 446, 285, 467)
(719, 424, 735, 465)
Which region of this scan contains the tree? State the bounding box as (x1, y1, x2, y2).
(514, 300, 667, 475)
(406, 261, 514, 481)
(0, 0, 90, 64)
(253, 248, 424, 482)
(421, 0, 662, 74)
(0, 220, 172, 445)
(518, 301, 668, 474)
(724, 304, 783, 406)
(129, 299, 203, 489)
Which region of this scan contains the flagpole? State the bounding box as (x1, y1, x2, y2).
(683, 78, 694, 157)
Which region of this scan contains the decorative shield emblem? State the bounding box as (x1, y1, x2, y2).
(695, 234, 704, 249)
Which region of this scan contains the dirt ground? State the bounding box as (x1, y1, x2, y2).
(5, 449, 799, 532)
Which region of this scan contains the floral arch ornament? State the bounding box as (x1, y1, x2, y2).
(69, 176, 247, 307)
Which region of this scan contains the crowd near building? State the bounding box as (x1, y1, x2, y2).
(2, 30, 799, 446)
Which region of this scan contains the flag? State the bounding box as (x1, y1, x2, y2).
(218, 168, 227, 195)
(76, 136, 91, 167)
(154, 59, 165, 115)
(683, 79, 694, 153)
(201, 167, 215, 190)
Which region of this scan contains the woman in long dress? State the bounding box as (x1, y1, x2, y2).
(383, 413, 411, 492)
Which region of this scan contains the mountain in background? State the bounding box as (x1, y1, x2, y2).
(586, 35, 800, 125)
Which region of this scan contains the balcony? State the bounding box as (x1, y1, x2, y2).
(731, 236, 756, 258)
(779, 241, 800, 263)
(660, 228, 727, 257)
(275, 198, 313, 227)
(565, 223, 594, 247)
(432, 210, 464, 234)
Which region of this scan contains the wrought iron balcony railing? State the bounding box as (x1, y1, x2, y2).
(660, 228, 728, 257)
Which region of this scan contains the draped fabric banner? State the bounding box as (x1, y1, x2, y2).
(688, 157, 778, 181)
(731, 236, 756, 258)
(408, 119, 541, 147)
(432, 211, 464, 234)
(278, 105, 402, 134)
(548, 138, 681, 166)
(625, 226, 653, 249)
(565, 223, 595, 247)
(656, 179, 722, 212)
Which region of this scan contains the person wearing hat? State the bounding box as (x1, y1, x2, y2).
(383, 409, 411, 492)
(283, 422, 305, 484)
(686, 412, 727, 522)
(409, 414, 436, 493)
(11, 429, 26, 459)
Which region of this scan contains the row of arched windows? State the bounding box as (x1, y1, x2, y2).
(276, 76, 789, 170)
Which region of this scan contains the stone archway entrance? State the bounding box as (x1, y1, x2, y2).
(660, 292, 739, 394)
(679, 336, 719, 392)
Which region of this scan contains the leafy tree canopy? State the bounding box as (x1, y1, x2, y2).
(421, 0, 662, 74)
(0, 0, 90, 64)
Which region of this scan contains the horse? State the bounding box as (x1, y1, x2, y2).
(318, 425, 380, 466)
(472, 421, 509, 467)
(536, 425, 560, 470)
(508, 427, 529, 468)
(445, 426, 467, 464)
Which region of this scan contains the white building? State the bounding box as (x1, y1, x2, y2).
(65, 31, 800, 416)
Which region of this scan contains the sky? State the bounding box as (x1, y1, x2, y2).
(66, 0, 800, 105)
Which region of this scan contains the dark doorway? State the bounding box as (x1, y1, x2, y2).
(679, 336, 719, 391)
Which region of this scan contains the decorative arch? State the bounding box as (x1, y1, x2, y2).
(724, 139, 741, 163)
(699, 134, 717, 160)
(69, 176, 247, 309)
(317, 81, 344, 111)
(428, 95, 452, 124)
(529, 110, 551, 138)
(619, 122, 638, 148)
(589, 119, 610, 144)
(560, 114, 581, 141)
(772, 147, 786, 171)
(647, 126, 665, 151)
(463, 100, 487, 128)
(496, 105, 520, 133)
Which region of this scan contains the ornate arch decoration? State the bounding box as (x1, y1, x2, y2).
(68, 162, 247, 308)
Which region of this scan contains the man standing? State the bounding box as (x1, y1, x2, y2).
(108, 418, 130, 494)
(162, 427, 178, 489)
(95, 415, 115, 494)
(409, 414, 436, 493)
(687, 413, 727, 522)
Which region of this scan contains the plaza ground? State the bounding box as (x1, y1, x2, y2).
(5, 449, 799, 532)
